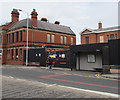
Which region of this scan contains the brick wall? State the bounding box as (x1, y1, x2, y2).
(81, 30, 120, 44)
(81, 33, 97, 44)
(2, 28, 76, 65)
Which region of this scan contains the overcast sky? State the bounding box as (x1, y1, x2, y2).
(0, 0, 119, 44)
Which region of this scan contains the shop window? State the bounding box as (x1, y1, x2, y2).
(85, 37, 89, 44)
(59, 54, 66, 59)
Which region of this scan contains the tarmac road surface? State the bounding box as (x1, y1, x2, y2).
(2, 66, 120, 98)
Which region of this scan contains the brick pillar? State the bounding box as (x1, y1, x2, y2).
(18, 31, 20, 42)
(10, 34, 11, 43)
(22, 48, 25, 64)
(2, 49, 7, 64)
(10, 49, 12, 61)
(14, 49, 16, 60)
(18, 48, 20, 61)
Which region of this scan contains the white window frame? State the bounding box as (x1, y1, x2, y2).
(71, 37, 73, 45)
(64, 36, 67, 44)
(51, 35, 55, 43)
(88, 54, 96, 63)
(60, 36, 63, 44)
(100, 36, 104, 43)
(47, 34, 50, 43)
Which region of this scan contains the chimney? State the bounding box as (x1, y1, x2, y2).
(11, 9, 19, 23)
(54, 21, 60, 25)
(31, 9, 38, 27)
(41, 18, 48, 22)
(98, 21, 102, 29)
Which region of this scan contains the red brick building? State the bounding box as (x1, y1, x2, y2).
(81, 22, 120, 44)
(0, 9, 76, 65)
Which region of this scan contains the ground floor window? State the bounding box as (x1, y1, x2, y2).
(100, 36, 104, 43)
(11, 49, 14, 60)
(20, 48, 22, 61)
(7, 49, 10, 60)
(16, 49, 18, 60)
(87, 54, 96, 63)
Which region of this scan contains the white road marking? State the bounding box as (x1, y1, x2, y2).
(57, 85, 119, 98)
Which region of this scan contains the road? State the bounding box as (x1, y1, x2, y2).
(2, 66, 120, 98)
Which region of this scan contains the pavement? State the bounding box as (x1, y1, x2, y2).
(1, 64, 120, 80)
(101, 74, 120, 79)
(2, 65, 120, 97)
(2, 75, 117, 98)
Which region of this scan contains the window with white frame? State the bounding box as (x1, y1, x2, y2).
(60, 36, 63, 44)
(51, 35, 55, 43)
(109, 34, 116, 40)
(47, 34, 50, 43)
(100, 36, 104, 43)
(71, 37, 73, 45)
(64, 36, 67, 44)
(88, 54, 95, 63)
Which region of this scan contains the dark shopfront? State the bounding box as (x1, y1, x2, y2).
(24, 48, 70, 68)
(70, 39, 120, 73)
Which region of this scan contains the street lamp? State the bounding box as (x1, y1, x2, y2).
(17, 9, 29, 66)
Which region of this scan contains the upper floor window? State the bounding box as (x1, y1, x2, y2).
(47, 34, 50, 43)
(16, 32, 19, 42)
(71, 37, 73, 45)
(12, 33, 14, 43)
(85, 37, 89, 44)
(110, 34, 115, 40)
(20, 31, 22, 42)
(107, 34, 117, 40)
(100, 36, 104, 43)
(7, 34, 11, 43)
(51, 35, 55, 43)
(60, 36, 63, 44)
(9, 34, 11, 43)
(64, 36, 67, 44)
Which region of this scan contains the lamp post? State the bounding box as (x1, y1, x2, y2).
(17, 9, 29, 66)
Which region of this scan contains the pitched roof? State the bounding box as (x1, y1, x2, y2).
(81, 26, 120, 35)
(8, 19, 75, 35)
